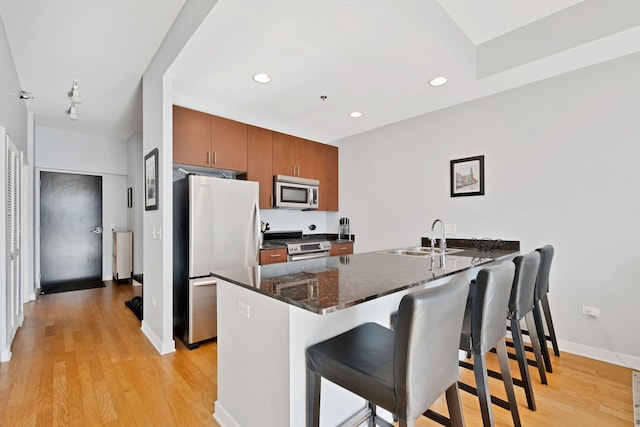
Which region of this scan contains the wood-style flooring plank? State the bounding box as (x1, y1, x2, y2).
(0, 281, 634, 426)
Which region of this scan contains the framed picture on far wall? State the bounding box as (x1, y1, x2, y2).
(450, 155, 484, 197)
(144, 148, 159, 210)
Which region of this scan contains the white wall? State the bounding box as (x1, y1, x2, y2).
(0, 15, 30, 363)
(127, 132, 143, 273)
(0, 16, 27, 151)
(142, 0, 218, 355)
(34, 126, 129, 282)
(338, 52, 640, 366)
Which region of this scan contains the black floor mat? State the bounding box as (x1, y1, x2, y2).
(132, 274, 143, 284)
(39, 280, 106, 295)
(125, 296, 143, 320)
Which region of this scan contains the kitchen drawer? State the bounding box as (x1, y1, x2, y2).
(330, 242, 353, 256)
(260, 248, 288, 265)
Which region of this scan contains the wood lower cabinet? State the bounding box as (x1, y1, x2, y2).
(330, 241, 353, 256)
(315, 143, 338, 211)
(259, 247, 287, 265)
(272, 132, 316, 179)
(247, 125, 273, 209)
(173, 105, 211, 167)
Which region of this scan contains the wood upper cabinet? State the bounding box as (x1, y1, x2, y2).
(173, 105, 248, 172)
(173, 105, 211, 167)
(210, 115, 248, 172)
(272, 132, 315, 179)
(315, 143, 338, 211)
(247, 125, 273, 209)
(293, 136, 316, 179)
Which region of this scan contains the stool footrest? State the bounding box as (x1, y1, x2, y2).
(423, 409, 453, 427)
(457, 381, 511, 411)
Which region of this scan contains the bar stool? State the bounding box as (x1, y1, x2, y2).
(533, 245, 559, 372)
(492, 252, 546, 412)
(506, 246, 559, 375)
(458, 262, 521, 427)
(306, 277, 470, 427)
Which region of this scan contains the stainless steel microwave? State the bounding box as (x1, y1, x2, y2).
(274, 175, 319, 210)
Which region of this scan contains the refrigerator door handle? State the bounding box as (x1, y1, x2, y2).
(253, 200, 261, 263)
(193, 279, 216, 287)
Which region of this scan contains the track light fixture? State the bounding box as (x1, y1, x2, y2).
(66, 79, 82, 120)
(19, 90, 33, 100)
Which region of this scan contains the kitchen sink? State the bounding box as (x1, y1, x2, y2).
(380, 247, 463, 257)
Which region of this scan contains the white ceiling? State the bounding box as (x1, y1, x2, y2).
(2, 0, 640, 142)
(0, 0, 185, 139)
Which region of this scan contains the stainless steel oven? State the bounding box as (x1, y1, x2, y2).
(287, 240, 331, 261)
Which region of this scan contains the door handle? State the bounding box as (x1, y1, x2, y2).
(91, 226, 103, 234)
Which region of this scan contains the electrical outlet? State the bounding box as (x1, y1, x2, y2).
(238, 300, 250, 318)
(581, 305, 600, 317)
(445, 224, 457, 234)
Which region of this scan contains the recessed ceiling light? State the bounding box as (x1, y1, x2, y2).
(429, 76, 448, 86)
(349, 111, 362, 118)
(252, 73, 271, 83)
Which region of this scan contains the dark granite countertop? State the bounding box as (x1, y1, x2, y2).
(260, 234, 355, 250)
(213, 240, 519, 314)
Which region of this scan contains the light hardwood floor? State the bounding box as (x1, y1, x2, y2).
(0, 282, 634, 426)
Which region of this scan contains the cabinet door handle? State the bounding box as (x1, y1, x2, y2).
(269, 254, 282, 258)
(338, 247, 348, 251)
(207, 151, 211, 164)
(214, 151, 217, 165)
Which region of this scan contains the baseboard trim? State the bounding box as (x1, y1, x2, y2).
(214, 401, 240, 427)
(1, 349, 12, 363)
(141, 321, 175, 355)
(559, 339, 640, 371)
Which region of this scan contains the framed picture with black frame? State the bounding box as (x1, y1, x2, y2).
(144, 148, 159, 210)
(450, 155, 484, 197)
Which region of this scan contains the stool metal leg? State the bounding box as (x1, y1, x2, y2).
(510, 318, 536, 410)
(473, 353, 495, 427)
(524, 312, 547, 385)
(541, 295, 560, 356)
(533, 302, 553, 373)
(496, 338, 522, 427)
(306, 367, 320, 427)
(368, 402, 376, 427)
(445, 383, 465, 427)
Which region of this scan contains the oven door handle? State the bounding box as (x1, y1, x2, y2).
(288, 251, 330, 262)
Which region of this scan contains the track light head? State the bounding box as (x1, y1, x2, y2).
(67, 105, 78, 120)
(67, 79, 82, 104)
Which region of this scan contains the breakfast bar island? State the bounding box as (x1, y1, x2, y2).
(211, 242, 519, 427)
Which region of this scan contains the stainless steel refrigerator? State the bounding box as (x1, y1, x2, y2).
(173, 174, 260, 348)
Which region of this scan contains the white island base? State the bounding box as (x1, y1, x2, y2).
(213, 268, 480, 427)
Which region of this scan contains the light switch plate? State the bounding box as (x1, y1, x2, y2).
(238, 300, 250, 318)
(445, 224, 457, 234)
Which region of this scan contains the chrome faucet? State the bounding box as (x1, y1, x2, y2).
(430, 219, 446, 254)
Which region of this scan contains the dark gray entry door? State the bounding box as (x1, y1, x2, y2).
(40, 172, 103, 287)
